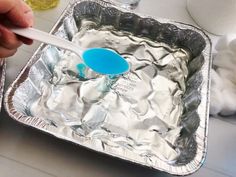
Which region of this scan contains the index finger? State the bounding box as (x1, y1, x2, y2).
(0, 0, 15, 13)
(0, 0, 34, 27)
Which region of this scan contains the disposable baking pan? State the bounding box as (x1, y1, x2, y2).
(0, 59, 6, 112)
(4, 0, 212, 175)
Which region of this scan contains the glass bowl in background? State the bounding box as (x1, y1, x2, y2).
(110, 0, 141, 9)
(25, 0, 60, 10)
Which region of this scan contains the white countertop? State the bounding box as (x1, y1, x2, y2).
(1, 1, 236, 177)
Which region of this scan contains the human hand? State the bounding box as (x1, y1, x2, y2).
(0, 0, 34, 58)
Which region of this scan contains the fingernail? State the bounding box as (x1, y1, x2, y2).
(24, 10, 34, 27)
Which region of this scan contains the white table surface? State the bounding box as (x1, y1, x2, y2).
(1, 0, 236, 177)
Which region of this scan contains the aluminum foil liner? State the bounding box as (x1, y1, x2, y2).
(0, 59, 6, 112)
(4, 0, 212, 175)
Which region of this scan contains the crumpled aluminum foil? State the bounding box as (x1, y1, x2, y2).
(4, 0, 212, 175)
(0, 59, 6, 112)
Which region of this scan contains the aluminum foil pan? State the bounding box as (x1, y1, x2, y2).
(0, 59, 6, 112)
(4, 0, 212, 175)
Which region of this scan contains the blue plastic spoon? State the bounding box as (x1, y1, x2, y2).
(11, 27, 130, 75)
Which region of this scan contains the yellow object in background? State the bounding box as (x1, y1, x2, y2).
(25, 0, 60, 10)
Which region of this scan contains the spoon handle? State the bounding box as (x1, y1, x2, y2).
(11, 27, 82, 57)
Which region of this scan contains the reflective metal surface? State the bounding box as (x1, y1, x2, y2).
(0, 59, 6, 112)
(4, 0, 212, 175)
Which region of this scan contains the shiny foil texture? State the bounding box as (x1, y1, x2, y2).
(4, 0, 212, 175)
(0, 59, 6, 111)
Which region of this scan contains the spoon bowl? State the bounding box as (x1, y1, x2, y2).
(11, 27, 130, 75)
(82, 48, 129, 75)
